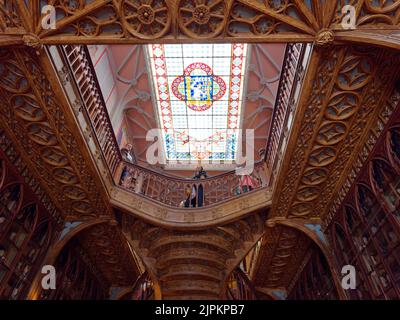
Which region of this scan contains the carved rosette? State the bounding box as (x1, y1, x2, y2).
(315, 29, 334, 46)
(178, 0, 227, 38)
(121, 0, 171, 39)
(22, 34, 43, 50)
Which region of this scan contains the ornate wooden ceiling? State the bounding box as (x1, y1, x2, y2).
(121, 210, 266, 299)
(273, 46, 400, 221)
(1, 0, 400, 300)
(0, 0, 399, 49)
(254, 46, 400, 292)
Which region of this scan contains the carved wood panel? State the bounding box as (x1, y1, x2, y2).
(0, 1, 399, 48)
(0, 48, 112, 221)
(78, 223, 140, 286)
(273, 46, 400, 220)
(331, 0, 400, 29)
(121, 210, 266, 299)
(253, 225, 312, 289)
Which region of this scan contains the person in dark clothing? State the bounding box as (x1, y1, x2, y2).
(183, 185, 192, 208)
(194, 166, 207, 179)
(190, 185, 197, 208)
(120, 165, 128, 186)
(193, 166, 207, 207)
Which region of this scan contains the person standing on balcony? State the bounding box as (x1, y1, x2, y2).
(194, 166, 207, 207)
(182, 185, 192, 208)
(120, 165, 129, 186)
(121, 143, 135, 163)
(190, 184, 197, 208)
(240, 174, 255, 193)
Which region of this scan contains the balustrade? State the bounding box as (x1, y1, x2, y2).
(119, 161, 268, 208)
(119, 271, 154, 300)
(226, 267, 258, 300)
(265, 43, 310, 184)
(62, 45, 121, 175)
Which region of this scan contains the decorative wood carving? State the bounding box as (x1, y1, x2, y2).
(112, 184, 272, 228)
(325, 90, 400, 229)
(121, 211, 266, 299)
(0, 144, 56, 299)
(0, 1, 399, 49)
(325, 100, 400, 299)
(255, 45, 400, 292)
(0, 47, 112, 221)
(78, 223, 140, 286)
(0, 0, 24, 32)
(331, 0, 400, 29)
(253, 225, 312, 289)
(273, 46, 400, 220)
(0, 129, 62, 225)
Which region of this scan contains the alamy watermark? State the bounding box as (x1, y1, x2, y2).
(341, 265, 356, 290)
(41, 5, 56, 30)
(341, 5, 357, 30)
(40, 4, 358, 32)
(41, 265, 56, 290)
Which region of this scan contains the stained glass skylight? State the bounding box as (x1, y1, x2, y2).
(148, 43, 247, 164)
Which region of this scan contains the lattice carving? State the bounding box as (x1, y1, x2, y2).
(53, 3, 122, 37)
(332, 0, 400, 28)
(78, 223, 139, 286)
(0, 48, 111, 221)
(178, 0, 227, 38)
(122, 211, 266, 299)
(273, 46, 400, 220)
(0, 0, 398, 48)
(121, 0, 171, 39)
(227, 0, 315, 37)
(0, 0, 23, 31)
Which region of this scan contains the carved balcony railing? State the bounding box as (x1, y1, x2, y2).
(61, 45, 122, 175)
(226, 267, 258, 300)
(265, 43, 312, 185)
(118, 161, 268, 208)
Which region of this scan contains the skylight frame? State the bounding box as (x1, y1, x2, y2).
(148, 43, 248, 169)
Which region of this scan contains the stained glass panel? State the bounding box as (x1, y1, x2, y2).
(148, 43, 247, 162)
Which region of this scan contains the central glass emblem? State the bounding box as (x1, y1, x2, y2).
(171, 62, 226, 112)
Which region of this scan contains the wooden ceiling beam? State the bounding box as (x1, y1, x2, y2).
(0, 1, 398, 50)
